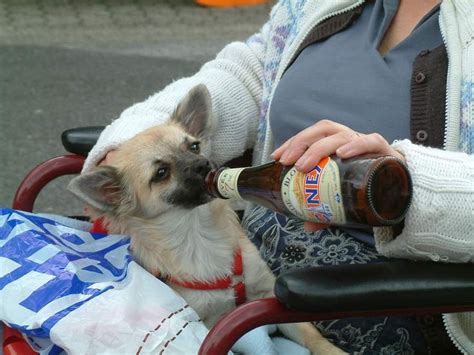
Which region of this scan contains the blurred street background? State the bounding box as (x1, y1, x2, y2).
(0, 0, 274, 216)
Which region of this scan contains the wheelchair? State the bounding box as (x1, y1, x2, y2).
(3, 127, 474, 355)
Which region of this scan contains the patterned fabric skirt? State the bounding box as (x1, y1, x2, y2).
(242, 206, 459, 355)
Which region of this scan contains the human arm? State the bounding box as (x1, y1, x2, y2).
(272, 120, 474, 262)
(372, 139, 474, 262)
(82, 3, 282, 172)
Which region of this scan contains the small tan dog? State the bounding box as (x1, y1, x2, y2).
(68, 85, 344, 354)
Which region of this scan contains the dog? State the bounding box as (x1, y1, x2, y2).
(68, 84, 345, 354)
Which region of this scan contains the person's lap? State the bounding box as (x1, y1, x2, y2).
(243, 206, 453, 354)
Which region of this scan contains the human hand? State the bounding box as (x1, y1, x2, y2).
(272, 119, 405, 171)
(271, 119, 405, 231)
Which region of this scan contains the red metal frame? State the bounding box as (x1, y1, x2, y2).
(12, 155, 85, 212)
(199, 298, 474, 355)
(3, 327, 36, 355)
(4, 155, 85, 355)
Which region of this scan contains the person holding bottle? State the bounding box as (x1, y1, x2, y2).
(85, 0, 473, 353)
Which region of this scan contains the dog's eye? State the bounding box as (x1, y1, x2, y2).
(190, 142, 200, 154)
(152, 166, 170, 183)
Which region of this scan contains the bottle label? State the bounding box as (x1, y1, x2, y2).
(216, 168, 245, 199)
(281, 157, 346, 224)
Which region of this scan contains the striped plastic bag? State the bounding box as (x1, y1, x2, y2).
(0, 208, 207, 354)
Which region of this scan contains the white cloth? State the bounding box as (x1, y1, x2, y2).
(374, 139, 474, 263)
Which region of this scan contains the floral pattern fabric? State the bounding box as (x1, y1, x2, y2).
(242, 205, 452, 354)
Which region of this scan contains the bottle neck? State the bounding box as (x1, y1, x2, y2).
(205, 167, 247, 199)
(210, 167, 246, 200)
(204, 168, 227, 199)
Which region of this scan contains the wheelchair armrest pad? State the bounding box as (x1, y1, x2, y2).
(275, 261, 474, 313)
(61, 126, 105, 156)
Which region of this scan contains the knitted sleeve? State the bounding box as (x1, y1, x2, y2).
(82, 4, 279, 173)
(373, 139, 474, 263)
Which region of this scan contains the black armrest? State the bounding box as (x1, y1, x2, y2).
(61, 126, 105, 156)
(275, 261, 474, 313)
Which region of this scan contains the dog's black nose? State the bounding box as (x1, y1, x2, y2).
(185, 160, 211, 177)
(194, 160, 211, 176)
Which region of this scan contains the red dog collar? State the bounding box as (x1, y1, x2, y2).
(91, 218, 108, 234)
(90, 218, 247, 306)
(168, 249, 246, 306)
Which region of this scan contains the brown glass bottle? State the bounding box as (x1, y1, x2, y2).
(205, 155, 412, 228)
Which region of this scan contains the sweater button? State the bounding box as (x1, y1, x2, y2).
(419, 49, 430, 57)
(416, 130, 428, 142)
(415, 72, 426, 84)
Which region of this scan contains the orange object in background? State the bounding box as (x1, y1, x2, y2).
(195, 0, 269, 7)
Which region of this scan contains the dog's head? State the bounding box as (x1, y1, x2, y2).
(68, 84, 217, 219)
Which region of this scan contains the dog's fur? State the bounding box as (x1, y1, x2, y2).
(68, 85, 344, 354)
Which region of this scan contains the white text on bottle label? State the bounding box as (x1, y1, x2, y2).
(281, 157, 347, 224)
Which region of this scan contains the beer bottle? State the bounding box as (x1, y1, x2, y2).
(205, 156, 412, 228)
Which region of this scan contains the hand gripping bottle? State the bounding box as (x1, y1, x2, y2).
(205, 156, 412, 228)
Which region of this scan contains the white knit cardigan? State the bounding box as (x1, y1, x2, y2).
(84, 0, 474, 352)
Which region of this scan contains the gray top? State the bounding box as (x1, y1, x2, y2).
(269, 0, 443, 244)
(270, 0, 443, 146)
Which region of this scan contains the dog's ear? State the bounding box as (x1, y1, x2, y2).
(68, 166, 123, 212)
(171, 84, 214, 138)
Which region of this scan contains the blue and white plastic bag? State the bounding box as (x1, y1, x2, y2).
(0, 208, 207, 354)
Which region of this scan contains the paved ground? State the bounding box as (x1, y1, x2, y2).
(0, 0, 273, 216)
